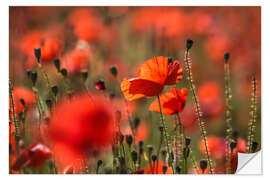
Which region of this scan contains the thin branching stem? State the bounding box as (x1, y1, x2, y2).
(184, 49, 213, 174)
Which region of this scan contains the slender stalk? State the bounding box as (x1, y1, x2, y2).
(183, 45, 213, 174)
(157, 96, 174, 173)
(247, 76, 258, 153)
(224, 54, 233, 173)
(176, 113, 185, 171)
(9, 80, 20, 155)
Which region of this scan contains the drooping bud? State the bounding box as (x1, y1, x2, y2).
(224, 52, 230, 63)
(251, 141, 259, 153)
(80, 70, 88, 82)
(162, 165, 168, 174)
(230, 141, 237, 152)
(51, 86, 58, 97)
(125, 134, 133, 146)
(186, 39, 194, 50)
(200, 159, 208, 174)
(131, 150, 138, 163)
(34, 48, 41, 63)
(60, 68, 68, 77)
(109, 65, 118, 77)
(185, 137, 191, 146)
(53, 58, 61, 72)
(95, 80, 106, 91)
(31, 72, 38, 86)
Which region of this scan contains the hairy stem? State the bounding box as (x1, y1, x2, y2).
(184, 50, 213, 174)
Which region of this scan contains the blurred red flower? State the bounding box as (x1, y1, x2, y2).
(121, 56, 183, 101)
(123, 123, 149, 143)
(12, 143, 52, 170)
(62, 41, 92, 75)
(69, 9, 104, 42)
(48, 93, 115, 169)
(145, 161, 173, 174)
(149, 88, 187, 115)
(198, 82, 223, 117)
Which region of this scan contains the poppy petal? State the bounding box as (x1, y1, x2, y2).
(121, 78, 164, 101)
(149, 88, 187, 115)
(138, 56, 169, 84)
(164, 60, 183, 85)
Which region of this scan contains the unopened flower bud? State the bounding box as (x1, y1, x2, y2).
(230, 141, 237, 152)
(224, 52, 230, 63)
(186, 39, 194, 50)
(109, 65, 118, 77)
(200, 159, 208, 173)
(34, 48, 41, 63)
(53, 58, 61, 72)
(162, 165, 168, 174)
(185, 137, 191, 146)
(252, 141, 259, 153)
(60, 68, 68, 77)
(31, 72, 37, 86)
(131, 150, 138, 163)
(125, 134, 133, 146)
(51, 85, 58, 97)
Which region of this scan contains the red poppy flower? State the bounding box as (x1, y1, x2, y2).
(145, 161, 173, 174)
(121, 56, 183, 101)
(62, 42, 92, 75)
(149, 88, 187, 115)
(12, 143, 52, 170)
(48, 93, 115, 168)
(69, 9, 104, 42)
(11, 87, 36, 116)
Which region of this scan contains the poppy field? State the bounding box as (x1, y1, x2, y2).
(9, 7, 261, 174)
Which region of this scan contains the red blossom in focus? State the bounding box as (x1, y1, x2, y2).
(149, 88, 187, 115)
(48, 93, 115, 169)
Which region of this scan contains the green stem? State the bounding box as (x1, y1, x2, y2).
(157, 95, 174, 173)
(184, 50, 213, 174)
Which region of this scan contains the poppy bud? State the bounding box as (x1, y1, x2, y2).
(232, 130, 239, 140)
(131, 150, 138, 163)
(176, 166, 181, 174)
(186, 39, 194, 50)
(46, 99, 52, 110)
(109, 65, 118, 77)
(251, 141, 259, 153)
(125, 134, 133, 146)
(97, 160, 103, 167)
(139, 141, 144, 154)
(224, 52, 230, 63)
(230, 141, 237, 152)
(119, 133, 124, 144)
(162, 165, 168, 174)
(134, 117, 140, 129)
(185, 137, 191, 146)
(51, 86, 58, 97)
(151, 154, 157, 162)
(53, 58, 61, 72)
(200, 159, 208, 173)
(19, 98, 25, 107)
(34, 48, 41, 63)
(80, 71, 88, 82)
(60, 68, 68, 77)
(161, 150, 167, 159)
(95, 80, 106, 91)
(31, 72, 38, 86)
(183, 147, 190, 158)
